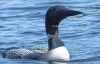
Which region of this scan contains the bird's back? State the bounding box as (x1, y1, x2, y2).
(0, 47, 48, 60)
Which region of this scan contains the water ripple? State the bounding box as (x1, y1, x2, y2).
(0, 0, 100, 64)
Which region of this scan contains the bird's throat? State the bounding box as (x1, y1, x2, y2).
(48, 30, 64, 50)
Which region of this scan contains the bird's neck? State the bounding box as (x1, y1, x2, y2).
(45, 21, 64, 50)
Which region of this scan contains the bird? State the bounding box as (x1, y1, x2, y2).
(0, 5, 82, 61)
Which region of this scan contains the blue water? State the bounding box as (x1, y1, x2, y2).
(0, 0, 100, 64)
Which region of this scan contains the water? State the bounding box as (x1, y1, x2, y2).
(0, 0, 100, 64)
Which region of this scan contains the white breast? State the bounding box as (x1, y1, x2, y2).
(41, 46, 70, 61)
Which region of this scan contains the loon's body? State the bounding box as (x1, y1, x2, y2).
(0, 5, 82, 61)
(2, 47, 48, 60)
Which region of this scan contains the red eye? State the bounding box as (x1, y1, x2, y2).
(55, 9, 59, 12)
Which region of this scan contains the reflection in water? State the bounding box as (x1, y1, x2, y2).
(48, 61, 67, 64)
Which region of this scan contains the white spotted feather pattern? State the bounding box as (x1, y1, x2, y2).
(0, 47, 48, 60)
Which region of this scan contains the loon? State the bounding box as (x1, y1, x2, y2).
(0, 5, 82, 61)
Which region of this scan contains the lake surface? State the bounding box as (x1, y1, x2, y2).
(0, 0, 100, 64)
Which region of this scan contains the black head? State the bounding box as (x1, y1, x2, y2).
(45, 6, 82, 50)
(45, 5, 82, 25)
